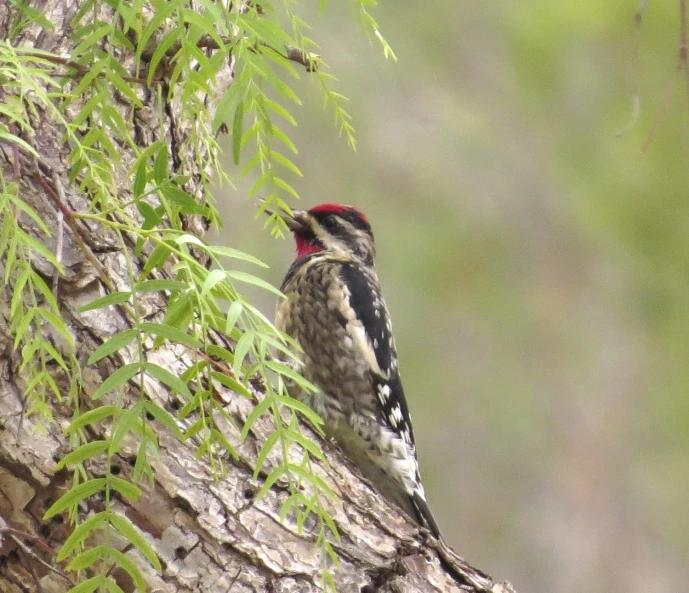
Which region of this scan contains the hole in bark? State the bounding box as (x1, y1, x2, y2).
(169, 399, 181, 411)
(110, 464, 121, 475)
(242, 487, 256, 500)
(174, 546, 188, 559)
(174, 496, 197, 516)
(145, 411, 154, 421)
(52, 514, 64, 525)
(39, 524, 51, 537)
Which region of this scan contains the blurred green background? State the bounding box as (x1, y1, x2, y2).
(215, 2, 689, 592)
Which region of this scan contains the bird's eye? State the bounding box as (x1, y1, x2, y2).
(323, 215, 338, 230)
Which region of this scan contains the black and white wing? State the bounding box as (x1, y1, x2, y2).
(338, 262, 441, 537)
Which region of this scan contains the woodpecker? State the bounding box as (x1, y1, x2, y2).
(271, 202, 441, 538)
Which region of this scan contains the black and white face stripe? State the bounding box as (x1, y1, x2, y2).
(308, 210, 376, 264)
(313, 209, 372, 233)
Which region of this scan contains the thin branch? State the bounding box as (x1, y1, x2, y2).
(195, 36, 320, 71)
(33, 52, 159, 86)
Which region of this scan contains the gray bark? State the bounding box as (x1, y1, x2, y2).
(0, 1, 517, 591)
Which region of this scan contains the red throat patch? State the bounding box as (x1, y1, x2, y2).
(295, 234, 322, 259)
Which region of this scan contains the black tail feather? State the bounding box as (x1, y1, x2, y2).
(411, 491, 442, 539)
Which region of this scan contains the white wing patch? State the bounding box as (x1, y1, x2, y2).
(348, 321, 384, 376)
(377, 383, 391, 405)
(388, 404, 404, 428)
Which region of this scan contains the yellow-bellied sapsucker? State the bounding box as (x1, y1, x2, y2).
(272, 202, 441, 538)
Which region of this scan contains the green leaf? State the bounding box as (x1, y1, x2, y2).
(143, 400, 183, 438)
(63, 575, 106, 593)
(211, 428, 238, 460)
(137, 0, 176, 62)
(78, 291, 132, 312)
(265, 99, 298, 127)
(254, 430, 281, 478)
(44, 478, 107, 519)
(257, 463, 289, 499)
(5, 192, 52, 235)
(144, 362, 192, 398)
(110, 548, 148, 592)
(65, 406, 118, 435)
(109, 476, 142, 500)
(141, 241, 173, 277)
(159, 184, 205, 214)
(163, 292, 194, 333)
(232, 99, 244, 165)
(73, 23, 113, 56)
(322, 511, 341, 542)
(206, 344, 234, 365)
(241, 393, 273, 440)
(201, 268, 227, 297)
(87, 328, 139, 365)
(207, 245, 269, 267)
(110, 513, 162, 570)
(174, 233, 205, 247)
(153, 145, 169, 184)
(238, 13, 292, 55)
(133, 440, 155, 485)
(212, 78, 242, 133)
(149, 28, 182, 86)
(289, 463, 337, 499)
(273, 177, 300, 200)
(283, 428, 324, 460)
(226, 270, 283, 297)
(110, 401, 145, 454)
(66, 545, 108, 571)
(11, 309, 36, 349)
(272, 125, 299, 153)
(55, 440, 110, 470)
(35, 307, 74, 347)
(277, 395, 324, 429)
(135, 279, 187, 293)
(71, 57, 109, 97)
(0, 130, 39, 157)
(92, 362, 142, 400)
(273, 151, 303, 176)
(138, 322, 202, 348)
(225, 300, 243, 335)
(210, 371, 252, 398)
(264, 360, 306, 385)
(137, 201, 161, 230)
(183, 417, 206, 440)
(133, 159, 147, 198)
(58, 511, 109, 560)
(105, 577, 126, 593)
(232, 330, 254, 376)
(280, 491, 309, 523)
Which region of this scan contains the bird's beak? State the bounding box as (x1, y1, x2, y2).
(261, 202, 309, 235)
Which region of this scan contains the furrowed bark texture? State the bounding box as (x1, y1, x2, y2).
(0, 2, 517, 592)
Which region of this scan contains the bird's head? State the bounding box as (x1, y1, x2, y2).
(271, 203, 376, 264)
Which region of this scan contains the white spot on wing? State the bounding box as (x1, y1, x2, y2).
(389, 404, 404, 427)
(377, 383, 391, 405)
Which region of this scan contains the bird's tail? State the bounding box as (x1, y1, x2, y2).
(411, 490, 442, 539)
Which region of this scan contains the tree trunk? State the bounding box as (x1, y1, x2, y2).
(0, 2, 517, 591)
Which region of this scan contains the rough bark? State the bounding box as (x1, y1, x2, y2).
(0, 1, 517, 592)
